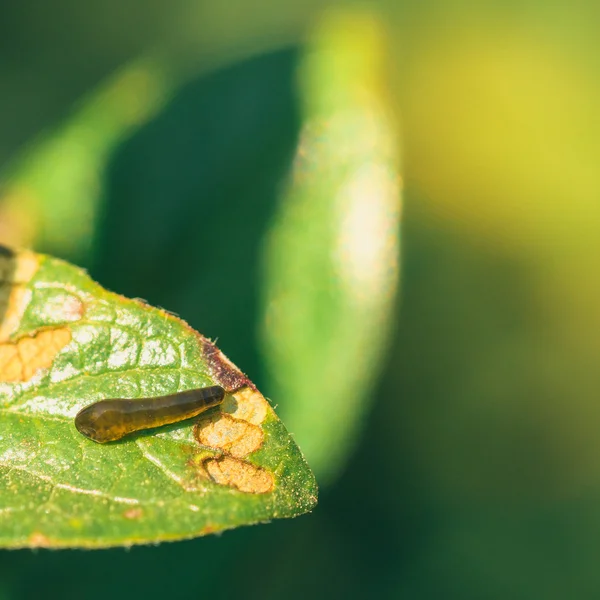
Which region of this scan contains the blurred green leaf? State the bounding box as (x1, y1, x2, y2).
(0, 248, 316, 549)
(260, 9, 402, 481)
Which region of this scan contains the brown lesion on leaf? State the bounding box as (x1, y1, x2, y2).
(123, 508, 144, 520)
(201, 524, 218, 535)
(222, 386, 270, 425)
(43, 292, 85, 323)
(195, 413, 264, 459)
(200, 338, 252, 392)
(0, 327, 72, 382)
(195, 386, 270, 458)
(192, 386, 274, 494)
(0, 246, 40, 342)
(204, 456, 274, 494)
(28, 532, 52, 548)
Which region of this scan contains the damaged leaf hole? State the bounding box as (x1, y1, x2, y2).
(0, 327, 72, 383)
(190, 386, 275, 494)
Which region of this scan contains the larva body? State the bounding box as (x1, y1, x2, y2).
(74, 385, 225, 443)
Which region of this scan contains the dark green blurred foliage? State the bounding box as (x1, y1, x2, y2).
(92, 48, 301, 389)
(2, 1, 600, 599)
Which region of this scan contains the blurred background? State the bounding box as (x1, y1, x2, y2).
(1, 0, 600, 598)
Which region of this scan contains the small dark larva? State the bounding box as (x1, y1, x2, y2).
(74, 386, 225, 443)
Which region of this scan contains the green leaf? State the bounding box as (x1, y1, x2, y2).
(0, 247, 316, 549)
(260, 9, 402, 482)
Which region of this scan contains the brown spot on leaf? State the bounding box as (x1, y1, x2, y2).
(200, 338, 251, 392)
(222, 386, 270, 425)
(204, 456, 274, 494)
(195, 413, 264, 458)
(0, 327, 72, 382)
(0, 249, 40, 342)
(201, 524, 218, 535)
(190, 345, 275, 492)
(28, 532, 52, 548)
(41, 292, 84, 323)
(123, 508, 143, 520)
